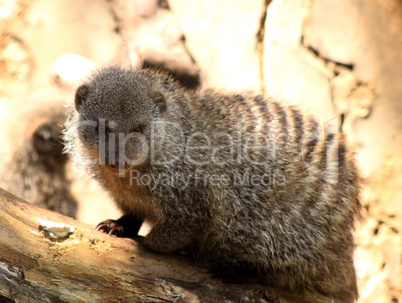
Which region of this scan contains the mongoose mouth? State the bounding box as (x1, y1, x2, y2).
(106, 160, 129, 175)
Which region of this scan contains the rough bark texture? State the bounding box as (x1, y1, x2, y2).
(0, 188, 285, 303)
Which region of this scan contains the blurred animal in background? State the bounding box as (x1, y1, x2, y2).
(0, 87, 77, 218)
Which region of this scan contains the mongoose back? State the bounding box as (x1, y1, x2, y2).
(65, 66, 361, 302)
(0, 88, 78, 217)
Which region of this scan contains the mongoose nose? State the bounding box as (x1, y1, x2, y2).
(109, 163, 118, 169)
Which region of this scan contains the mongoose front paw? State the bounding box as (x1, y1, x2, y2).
(96, 215, 142, 238)
(96, 219, 125, 237)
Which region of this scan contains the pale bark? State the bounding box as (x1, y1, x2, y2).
(0, 188, 283, 303)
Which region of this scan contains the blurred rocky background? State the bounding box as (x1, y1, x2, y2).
(0, 0, 401, 302)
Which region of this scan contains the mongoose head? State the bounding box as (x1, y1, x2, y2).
(30, 118, 68, 171)
(16, 88, 70, 172)
(32, 122, 64, 155)
(73, 66, 168, 173)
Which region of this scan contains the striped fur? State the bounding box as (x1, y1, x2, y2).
(65, 66, 361, 302)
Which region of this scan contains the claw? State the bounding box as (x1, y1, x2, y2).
(95, 223, 107, 232)
(95, 219, 125, 237)
(109, 227, 118, 236)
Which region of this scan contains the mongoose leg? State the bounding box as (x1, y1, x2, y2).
(96, 214, 143, 238)
(143, 221, 195, 253)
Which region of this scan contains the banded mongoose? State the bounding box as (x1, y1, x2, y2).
(64, 66, 361, 302)
(0, 88, 78, 217)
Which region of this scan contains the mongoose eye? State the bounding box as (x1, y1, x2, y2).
(132, 126, 143, 134)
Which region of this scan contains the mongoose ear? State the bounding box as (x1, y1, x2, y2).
(75, 84, 90, 112)
(150, 89, 167, 115)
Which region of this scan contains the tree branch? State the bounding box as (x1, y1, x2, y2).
(0, 188, 284, 302)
